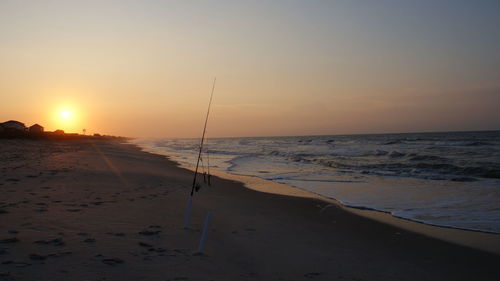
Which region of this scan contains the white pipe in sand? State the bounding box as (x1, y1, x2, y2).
(183, 196, 193, 229)
(196, 211, 213, 253)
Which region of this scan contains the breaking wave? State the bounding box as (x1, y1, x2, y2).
(132, 130, 500, 233)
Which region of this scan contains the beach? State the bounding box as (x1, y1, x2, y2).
(1, 139, 499, 281)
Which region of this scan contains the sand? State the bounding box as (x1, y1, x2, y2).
(1, 139, 499, 281)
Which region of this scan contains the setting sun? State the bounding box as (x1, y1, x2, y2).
(48, 104, 85, 133)
(60, 110, 72, 120)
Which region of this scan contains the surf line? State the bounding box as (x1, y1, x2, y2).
(184, 78, 216, 237)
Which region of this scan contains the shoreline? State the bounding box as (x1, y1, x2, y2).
(133, 141, 500, 255)
(2, 138, 499, 281)
(183, 166, 500, 256)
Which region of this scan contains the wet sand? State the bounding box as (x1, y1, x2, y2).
(1, 139, 499, 281)
(203, 169, 500, 255)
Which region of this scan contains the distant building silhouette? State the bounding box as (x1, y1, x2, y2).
(1, 120, 26, 132)
(1, 120, 122, 140)
(29, 124, 44, 134)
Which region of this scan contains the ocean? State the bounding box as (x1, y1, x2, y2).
(131, 131, 500, 233)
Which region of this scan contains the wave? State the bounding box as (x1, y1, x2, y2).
(287, 183, 500, 234)
(483, 170, 500, 179)
(130, 132, 500, 234)
(383, 140, 403, 145)
(151, 136, 500, 181)
(389, 151, 405, 158)
(290, 156, 499, 180)
(433, 141, 494, 147)
(409, 155, 449, 161)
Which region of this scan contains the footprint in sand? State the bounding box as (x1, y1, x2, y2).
(1, 261, 31, 268)
(5, 178, 19, 182)
(102, 258, 124, 265)
(34, 238, 64, 247)
(0, 238, 19, 244)
(166, 276, 190, 281)
(138, 230, 161, 236)
(47, 252, 72, 258)
(172, 249, 190, 256)
(148, 247, 166, 253)
(304, 272, 324, 278)
(138, 242, 153, 248)
(29, 254, 47, 261)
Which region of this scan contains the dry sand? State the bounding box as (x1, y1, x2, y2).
(1, 139, 499, 281)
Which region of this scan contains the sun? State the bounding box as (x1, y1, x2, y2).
(49, 102, 84, 133)
(60, 110, 72, 120)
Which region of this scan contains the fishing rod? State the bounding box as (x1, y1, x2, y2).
(207, 143, 211, 186)
(190, 77, 216, 196)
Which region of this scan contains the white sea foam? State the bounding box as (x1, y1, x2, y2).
(131, 131, 500, 233)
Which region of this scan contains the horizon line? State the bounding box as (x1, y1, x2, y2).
(133, 128, 500, 140)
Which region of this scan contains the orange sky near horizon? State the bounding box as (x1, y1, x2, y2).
(1, 1, 499, 138)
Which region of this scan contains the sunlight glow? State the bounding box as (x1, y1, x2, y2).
(60, 110, 72, 120)
(49, 103, 84, 133)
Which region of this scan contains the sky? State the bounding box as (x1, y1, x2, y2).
(1, 0, 499, 137)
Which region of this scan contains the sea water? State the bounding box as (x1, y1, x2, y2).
(131, 131, 500, 233)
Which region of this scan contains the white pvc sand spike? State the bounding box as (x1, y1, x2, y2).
(196, 211, 213, 253)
